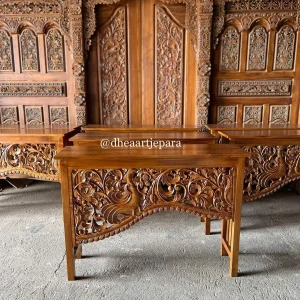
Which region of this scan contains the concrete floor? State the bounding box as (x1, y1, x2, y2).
(0, 181, 299, 300)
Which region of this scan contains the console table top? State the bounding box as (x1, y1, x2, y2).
(205, 124, 300, 131)
(218, 130, 300, 140)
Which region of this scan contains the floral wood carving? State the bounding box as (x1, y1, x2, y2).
(0, 83, 67, 97)
(46, 28, 65, 71)
(218, 80, 292, 97)
(227, 0, 298, 11)
(0, 29, 13, 71)
(248, 26, 268, 70)
(0, 143, 59, 181)
(99, 7, 128, 125)
(269, 105, 290, 124)
(156, 6, 184, 126)
(243, 106, 263, 125)
(220, 26, 240, 71)
(217, 106, 236, 124)
(72, 167, 234, 243)
(243, 145, 300, 201)
(20, 28, 39, 71)
(25, 106, 43, 125)
(0, 106, 19, 125)
(50, 106, 69, 125)
(275, 25, 296, 70)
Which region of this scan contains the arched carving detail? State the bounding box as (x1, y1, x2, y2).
(19, 27, 39, 71)
(45, 26, 65, 71)
(0, 28, 14, 71)
(220, 25, 241, 71)
(247, 24, 268, 71)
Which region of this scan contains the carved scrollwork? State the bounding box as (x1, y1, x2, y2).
(0, 29, 13, 71)
(25, 106, 43, 125)
(50, 106, 68, 125)
(217, 106, 236, 124)
(156, 6, 184, 126)
(243, 145, 300, 201)
(0, 143, 59, 181)
(0, 106, 19, 125)
(243, 106, 263, 124)
(72, 167, 235, 243)
(269, 105, 290, 124)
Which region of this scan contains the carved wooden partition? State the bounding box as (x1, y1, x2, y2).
(85, 0, 213, 127)
(210, 0, 300, 126)
(0, 0, 86, 126)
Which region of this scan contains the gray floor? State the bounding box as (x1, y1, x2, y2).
(0, 181, 299, 300)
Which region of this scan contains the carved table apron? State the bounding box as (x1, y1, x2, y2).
(0, 125, 79, 181)
(55, 144, 248, 280)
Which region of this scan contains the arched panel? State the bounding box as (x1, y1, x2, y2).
(274, 25, 296, 70)
(220, 26, 240, 71)
(45, 28, 65, 72)
(247, 25, 268, 71)
(19, 28, 39, 72)
(156, 6, 184, 126)
(0, 29, 13, 72)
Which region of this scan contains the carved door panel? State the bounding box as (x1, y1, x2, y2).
(210, 0, 300, 126)
(87, 0, 197, 126)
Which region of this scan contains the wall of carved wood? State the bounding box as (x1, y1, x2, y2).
(210, 0, 300, 126)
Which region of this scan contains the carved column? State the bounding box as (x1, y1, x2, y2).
(187, 0, 213, 128)
(70, 0, 87, 125)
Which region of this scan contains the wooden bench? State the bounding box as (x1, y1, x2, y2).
(0, 124, 80, 182)
(55, 144, 248, 280)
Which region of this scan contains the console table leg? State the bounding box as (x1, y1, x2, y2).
(204, 218, 211, 235)
(200, 216, 205, 222)
(230, 218, 241, 277)
(66, 244, 75, 281)
(75, 244, 83, 259)
(220, 219, 228, 256)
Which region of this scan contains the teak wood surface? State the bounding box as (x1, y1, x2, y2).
(70, 132, 217, 146)
(55, 144, 248, 280)
(0, 125, 80, 181)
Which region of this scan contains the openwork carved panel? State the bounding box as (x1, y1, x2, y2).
(25, 106, 43, 125)
(269, 105, 290, 124)
(0, 106, 19, 125)
(243, 106, 263, 124)
(49, 106, 68, 125)
(0, 2, 62, 15)
(220, 26, 240, 71)
(46, 28, 65, 72)
(20, 28, 39, 72)
(243, 145, 300, 201)
(218, 80, 292, 97)
(99, 7, 128, 125)
(0, 29, 13, 71)
(248, 26, 268, 71)
(217, 106, 236, 124)
(227, 0, 298, 11)
(71, 167, 235, 243)
(156, 6, 184, 126)
(0, 143, 58, 181)
(0, 82, 67, 97)
(275, 25, 296, 71)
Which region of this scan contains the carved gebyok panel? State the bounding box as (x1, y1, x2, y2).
(46, 28, 65, 72)
(156, 6, 184, 126)
(248, 26, 268, 71)
(275, 25, 296, 71)
(72, 167, 234, 243)
(220, 26, 240, 71)
(217, 106, 236, 124)
(99, 7, 128, 125)
(218, 80, 292, 97)
(0, 29, 13, 71)
(20, 28, 39, 72)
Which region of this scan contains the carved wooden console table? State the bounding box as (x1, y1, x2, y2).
(0, 125, 80, 181)
(55, 144, 248, 280)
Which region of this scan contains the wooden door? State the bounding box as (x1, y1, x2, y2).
(86, 0, 197, 126)
(210, 1, 300, 126)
